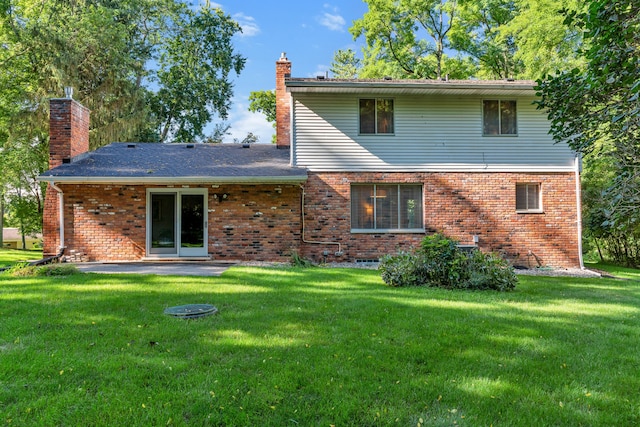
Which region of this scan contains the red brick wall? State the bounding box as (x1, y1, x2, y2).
(43, 98, 90, 256)
(54, 184, 301, 262)
(300, 172, 581, 268)
(48, 99, 90, 168)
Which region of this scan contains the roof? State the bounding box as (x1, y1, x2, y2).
(39, 143, 308, 184)
(286, 77, 537, 96)
(3, 228, 42, 241)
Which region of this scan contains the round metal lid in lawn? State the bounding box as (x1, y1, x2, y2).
(164, 304, 218, 319)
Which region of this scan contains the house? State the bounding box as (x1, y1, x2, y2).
(2, 228, 42, 250)
(39, 53, 583, 268)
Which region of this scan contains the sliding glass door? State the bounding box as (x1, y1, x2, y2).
(148, 189, 207, 257)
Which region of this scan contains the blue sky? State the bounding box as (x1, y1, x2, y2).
(211, 1, 369, 143)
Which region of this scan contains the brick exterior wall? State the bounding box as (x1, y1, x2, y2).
(43, 98, 90, 257)
(275, 53, 291, 149)
(54, 183, 301, 262)
(299, 172, 581, 268)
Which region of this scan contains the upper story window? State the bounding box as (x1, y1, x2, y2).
(360, 98, 394, 134)
(483, 100, 517, 136)
(351, 184, 423, 231)
(516, 183, 542, 212)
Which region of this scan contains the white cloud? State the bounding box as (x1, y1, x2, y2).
(318, 12, 345, 32)
(224, 104, 274, 144)
(233, 13, 260, 37)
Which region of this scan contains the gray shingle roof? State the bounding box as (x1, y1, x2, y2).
(39, 143, 308, 184)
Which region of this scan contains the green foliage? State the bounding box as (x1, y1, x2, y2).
(247, 89, 276, 143)
(290, 250, 314, 268)
(330, 49, 361, 79)
(537, 0, 640, 263)
(152, 5, 245, 142)
(379, 234, 517, 291)
(348, 0, 584, 80)
(378, 250, 429, 287)
(248, 90, 276, 123)
(5, 262, 78, 277)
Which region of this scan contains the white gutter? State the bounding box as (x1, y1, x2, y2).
(49, 183, 65, 252)
(575, 155, 584, 269)
(38, 176, 308, 185)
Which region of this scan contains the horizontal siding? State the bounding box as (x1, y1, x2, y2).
(292, 93, 576, 171)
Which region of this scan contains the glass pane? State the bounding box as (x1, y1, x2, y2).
(500, 100, 517, 134)
(483, 100, 499, 135)
(375, 185, 398, 229)
(377, 99, 394, 133)
(181, 194, 204, 248)
(351, 185, 374, 229)
(359, 99, 376, 134)
(516, 184, 527, 210)
(527, 184, 540, 210)
(399, 185, 423, 228)
(151, 193, 176, 250)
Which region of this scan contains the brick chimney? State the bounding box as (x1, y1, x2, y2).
(48, 91, 90, 168)
(275, 52, 291, 149)
(43, 89, 90, 257)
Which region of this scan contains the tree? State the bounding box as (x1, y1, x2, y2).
(248, 90, 276, 143)
(1, 0, 245, 234)
(351, 0, 473, 79)
(497, 0, 585, 79)
(537, 0, 640, 264)
(152, 5, 245, 143)
(347, 0, 585, 80)
(330, 49, 361, 79)
(450, 0, 520, 79)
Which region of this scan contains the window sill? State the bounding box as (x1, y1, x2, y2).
(516, 210, 544, 214)
(351, 228, 425, 234)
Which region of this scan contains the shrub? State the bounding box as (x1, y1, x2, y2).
(379, 251, 429, 287)
(379, 234, 517, 291)
(290, 250, 314, 268)
(6, 262, 79, 277)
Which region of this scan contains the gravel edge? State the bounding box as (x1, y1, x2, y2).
(239, 261, 603, 278)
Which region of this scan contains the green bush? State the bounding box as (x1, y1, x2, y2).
(379, 234, 517, 291)
(379, 251, 429, 287)
(5, 263, 79, 277)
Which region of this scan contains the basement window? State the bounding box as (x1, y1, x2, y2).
(516, 183, 542, 213)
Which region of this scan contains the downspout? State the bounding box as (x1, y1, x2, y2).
(50, 182, 65, 254)
(575, 155, 585, 269)
(299, 184, 342, 255)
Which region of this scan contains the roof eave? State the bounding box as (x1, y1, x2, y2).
(37, 175, 308, 185)
(285, 80, 537, 96)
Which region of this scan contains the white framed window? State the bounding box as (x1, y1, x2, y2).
(516, 183, 542, 212)
(483, 100, 517, 135)
(359, 98, 394, 134)
(351, 184, 423, 231)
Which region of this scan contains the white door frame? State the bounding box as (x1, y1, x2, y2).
(146, 188, 208, 257)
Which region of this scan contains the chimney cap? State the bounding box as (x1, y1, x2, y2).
(279, 52, 288, 61)
(64, 87, 73, 99)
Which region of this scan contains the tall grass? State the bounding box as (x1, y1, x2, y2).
(1, 266, 639, 425)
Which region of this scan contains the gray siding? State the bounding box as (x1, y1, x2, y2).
(292, 93, 576, 172)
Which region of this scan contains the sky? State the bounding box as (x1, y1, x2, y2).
(211, 1, 369, 143)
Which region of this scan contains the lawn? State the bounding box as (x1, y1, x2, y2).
(0, 249, 42, 268)
(1, 263, 639, 426)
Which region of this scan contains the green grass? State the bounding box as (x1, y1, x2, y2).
(0, 249, 42, 268)
(586, 261, 640, 280)
(1, 265, 640, 426)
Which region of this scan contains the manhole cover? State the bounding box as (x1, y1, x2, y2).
(164, 304, 218, 319)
